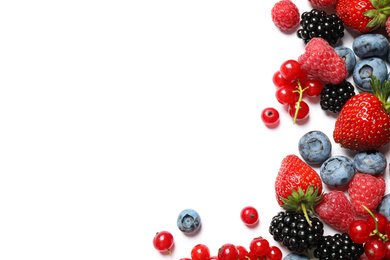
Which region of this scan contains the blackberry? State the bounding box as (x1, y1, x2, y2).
(297, 9, 344, 45)
(314, 233, 364, 260)
(320, 80, 355, 113)
(269, 211, 324, 253)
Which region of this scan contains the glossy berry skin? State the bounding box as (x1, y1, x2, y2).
(367, 212, 388, 234)
(236, 246, 250, 260)
(365, 238, 387, 260)
(153, 231, 174, 254)
(261, 107, 280, 127)
(303, 78, 323, 97)
(276, 85, 299, 105)
(240, 206, 259, 226)
(353, 58, 388, 93)
(265, 246, 283, 260)
(273, 71, 291, 87)
(353, 151, 387, 175)
(280, 60, 302, 81)
(288, 100, 309, 121)
(191, 244, 210, 260)
(349, 220, 371, 244)
(177, 209, 201, 234)
(336, 0, 375, 33)
(334, 46, 356, 75)
(384, 241, 390, 260)
(249, 237, 270, 257)
(298, 130, 331, 164)
(218, 243, 238, 260)
(320, 155, 355, 187)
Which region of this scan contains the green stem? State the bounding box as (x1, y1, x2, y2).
(292, 79, 308, 124)
(362, 205, 388, 242)
(301, 202, 312, 227)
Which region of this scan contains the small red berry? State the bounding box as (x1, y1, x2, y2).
(288, 100, 309, 121)
(272, 71, 291, 87)
(153, 231, 174, 255)
(271, 0, 300, 32)
(349, 220, 371, 244)
(367, 212, 388, 234)
(240, 206, 259, 226)
(261, 107, 280, 127)
(303, 78, 323, 97)
(365, 238, 387, 260)
(265, 246, 283, 260)
(236, 246, 250, 260)
(191, 244, 211, 260)
(275, 85, 299, 105)
(218, 243, 238, 260)
(249, 237, 270, 257)
(280, 60, 302, 81)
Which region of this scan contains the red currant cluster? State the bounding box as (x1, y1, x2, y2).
(180, 237, 282, 260)
(265, 59, 323, 125)
(349, 206, 390, 260)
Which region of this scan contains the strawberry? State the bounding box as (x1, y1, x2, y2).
(333, 76, 390, 151)
(275, 154, 323, 225)
(336, 0, 390, 33)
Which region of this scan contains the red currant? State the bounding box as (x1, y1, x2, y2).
(209, 256, 219, 260)
(365, 238, 387, 260)
(249, 237, 270, 257)
(349, 220, 371, 244)
(153, 231, 174, 255)
(180, 258, 192, 260)
(265, 246, 283, 260)
(303, 78, 323, 97)
(280, 60, 302, 81)
(240, 206, 259, 226)
(236, 245, 250, 260)
(191, 244, 210, 260)
(367, 212, 388, 234)
(272, 71, 291, 88)
(288, 100, 309, 121)
(261, 107, 280, 127)
(218, 243, 238, 260)
(385, 222, 390, 238)
(275, 85, 299, 105)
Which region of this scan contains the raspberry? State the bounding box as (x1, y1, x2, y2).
(308, 0, 337, 7)
(298, 37, 348, 84)
(386, 16, 390, 37)
(271, 0, 300, 32)
(348, 173, 386, 216)
(315, 191, 355, 232)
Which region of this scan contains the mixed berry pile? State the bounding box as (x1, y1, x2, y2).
(154, 0, 390, 259)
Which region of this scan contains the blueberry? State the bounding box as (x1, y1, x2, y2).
(353, 151, 387, 175)
(177, 209, 201, 234)
(283, 253, 310, 260)
(377, 194, 390, 221)
(298, 131, 331, 164)
(353, 33, 389, 58)
(353, 57, 387, 93)
(334, 46, 356, 75)
(320, 156, 355, 187)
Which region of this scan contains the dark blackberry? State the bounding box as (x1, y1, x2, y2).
(314, 233, 364, 260)
(297, 9, 344, 45)
(320, 80, 355, 113)
(269, 211, 324, 253)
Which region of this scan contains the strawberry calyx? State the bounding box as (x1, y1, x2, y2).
(364, 0, 390, 30)
(370, 75, 390, 114)
(280, 185, 323, 227)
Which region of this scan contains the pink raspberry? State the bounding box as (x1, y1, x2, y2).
(386, 16, 390, 37)
(308, 0, 337, 7)
(348, 173, 386, 216)
(271, 0, 300, 32)
(316, 191, 355, 231)
(298, 37, 348, 84)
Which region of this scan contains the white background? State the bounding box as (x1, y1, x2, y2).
(0, 1, 389, 260)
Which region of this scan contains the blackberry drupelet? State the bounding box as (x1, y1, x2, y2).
(314, 233, 364, 260)
(269, 211, 324, 253)
(297, 9, 344, 45)
(320, 80, 355, 113)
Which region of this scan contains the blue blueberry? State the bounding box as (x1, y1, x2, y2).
(177, 209, 201, 234)
(283, 253, 310, 260)
(353, 33, 389, 58)
(298, 131, 331, 164)
(353, 151, 387, 175)
(334, 46, 356, 75)
(353, 57, 387, 93)
(377, 194, 390, 221)
(320, 156, 356, 187)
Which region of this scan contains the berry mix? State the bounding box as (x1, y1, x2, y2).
(154, 0, 390, 259)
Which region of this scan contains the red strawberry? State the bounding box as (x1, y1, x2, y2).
(316, 191, 355, 232)
(348, 173, 386, 216)
(275, 154, 323, 224)
(336, 0, 390, 33)
(271, 0, 300, 32)
(298, 37, 348, 85)
(333, 76, 390, 151)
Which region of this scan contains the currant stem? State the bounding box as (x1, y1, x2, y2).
(292, 79, 308, 124)
(301, 202, 312, 227)
(362, 205, 389, 242)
